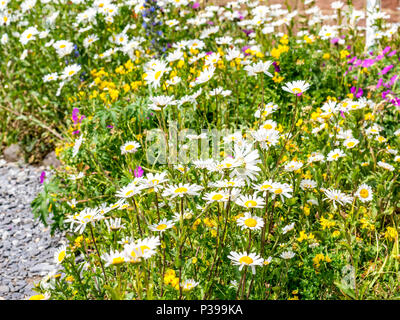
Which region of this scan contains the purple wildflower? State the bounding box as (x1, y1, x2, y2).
(382, 46, 391, 55)
(242, 29, 254, 36)
(272, 61, 280, 73)
(39, 171, 46, 184)
(134, 166, 144, 178)
(377, 78, 384, 89)
(379, 65, 393, 75)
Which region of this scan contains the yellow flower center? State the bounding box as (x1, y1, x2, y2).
(155, 70, 162, 80)
(263, 124, 273, 130)
(244, 200, 257, 207)
(211, 194, 224, 201)
(292, 87, 301, 94)
(261, 184, 272, 190)
(68, 70, 75, 76)
(274, 188, 282, 194)
(125, 190, 133, 196)
(360, 189, 369, 198)
(60, 44, 66, 48)
(239, 256, 253, 265)
(152, 179, 160, 185)
(58, 251, 66, 263)
(157, 224, 167, 231)
(29, 294, 45, 300)
(347, 142, 355, 147)
(140, 245, 150, 254)
(174, 187, 188, 193)
(112, 257, 124, 265)
(125, 144, 136, 151)
(27, 33, 32, 39)
(244, 218, 257, 228)
(186, 283, 193, 289)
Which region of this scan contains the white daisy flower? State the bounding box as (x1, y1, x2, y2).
(120, 141, 141, 154)
(282, 80, 311, 95)
(228, 251, 264, 274)
(355, 184, 373, 202)
(236, 212, 264, 231)
(149, 218, 175, 233)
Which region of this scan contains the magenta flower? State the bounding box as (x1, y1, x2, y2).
(379, 65, 393, 75)
(382, 90, 391, 99)
(242, 29, 254, 36)
(382, 46, 391, 55)
(39, 171, 46, 184)
(72, 108, 80, 123)
(377, 78, 384, 89)
(134, 166, 144, 178)
(362, 59, 375, 68)
(192, 2, 200, 9)
(388, 75, 398, 86)
(348, 56, 356, 64)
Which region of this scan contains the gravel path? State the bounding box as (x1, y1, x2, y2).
(0, 158, 64, 300)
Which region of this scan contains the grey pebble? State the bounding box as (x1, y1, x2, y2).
(0, 286, 9, 293)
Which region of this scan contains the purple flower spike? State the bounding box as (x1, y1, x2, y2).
(382, 46, 391, 55)
(340, 111, 345, 119)
(134, 166, 144, 178)
(242, 29, 254, 36)
(379, 64, 393, 75)
(272, 61, 280, 72)
(377, 78, 384, 89)
(39, 171, 46, 184)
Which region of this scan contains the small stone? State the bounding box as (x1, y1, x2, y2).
(3, 144, 23, 162)
(0, 286, 9, 293)
(42, 151, 61, 168)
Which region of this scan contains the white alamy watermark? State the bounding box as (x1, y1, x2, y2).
(144, 122, 259, 165)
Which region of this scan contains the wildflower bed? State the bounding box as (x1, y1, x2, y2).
(2, 0, 400, 300)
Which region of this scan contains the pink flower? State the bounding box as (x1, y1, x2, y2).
(39, 171, 46, 184)
(379, 65, 393, 75)
(134, 166, 144, 178)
